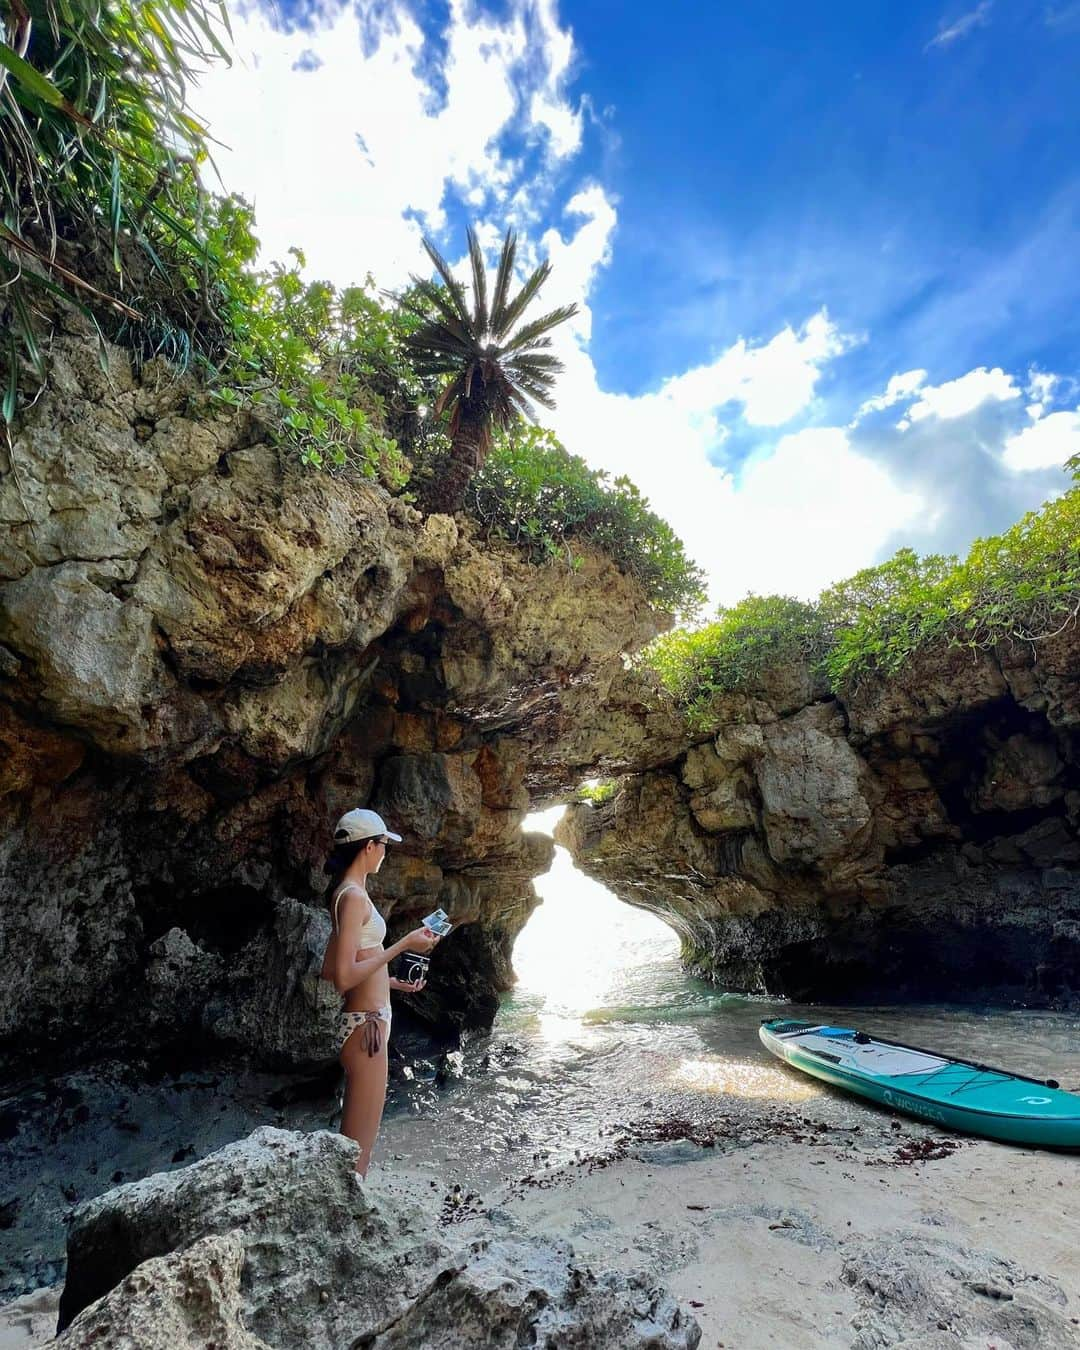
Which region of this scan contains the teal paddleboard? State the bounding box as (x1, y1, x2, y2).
(759, 1018, 1080, 1148)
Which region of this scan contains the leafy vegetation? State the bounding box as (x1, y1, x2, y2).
(401, 227, 578, 513)
(0, 0, 230, 418)
(0, 2, 704, 607)
(460, 423, 706, 616)
(646, 595, 828, 723)
(572, 779, 618, 805)
(194, 222, 415, 483)
(645, 483, 1080, 727)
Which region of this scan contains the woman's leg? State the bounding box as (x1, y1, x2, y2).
(339, 1022, 389, 1177)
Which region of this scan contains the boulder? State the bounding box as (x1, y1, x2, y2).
(200, 899, 341, 1066)
(58, 1128, 447, 1344)
(361, 1234, 700, 1349)
(54, 1234, 270, 1349)
(57, 1128, 700, 1350)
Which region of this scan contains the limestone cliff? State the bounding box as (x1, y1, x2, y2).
(3, 325, 1077, 1077)
(557, 635, 1080, 1006)
(0, 329, 667, 1073)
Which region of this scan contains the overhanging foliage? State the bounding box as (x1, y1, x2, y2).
(645, 480, 1080, 727)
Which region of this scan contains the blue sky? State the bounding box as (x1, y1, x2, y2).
(198, 0, 1080, 605)
(571, 2, 1080, 398)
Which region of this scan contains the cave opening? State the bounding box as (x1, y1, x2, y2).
(507, 805, 681, 1038)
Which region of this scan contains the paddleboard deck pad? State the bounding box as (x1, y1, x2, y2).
(759, 1018, 1080, 1148)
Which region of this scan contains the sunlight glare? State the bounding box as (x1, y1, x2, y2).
(512, 807, 679, 1043)
(669, 1056, 823, 1102)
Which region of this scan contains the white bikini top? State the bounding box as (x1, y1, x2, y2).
(333, 882, 387, 948)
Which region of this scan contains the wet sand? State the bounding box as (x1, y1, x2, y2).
(412, 1103, 1080, 1348)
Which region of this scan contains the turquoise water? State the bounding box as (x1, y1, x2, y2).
(381, 813, 1080, 1184)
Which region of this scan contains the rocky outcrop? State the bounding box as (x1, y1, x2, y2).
(558, 633, 1080, 1005)
(55, 1127, 700, 1349)
(4, 320, 1078, 1063)
(0, 328, 668, 1072)
(54, 1234, 269, 1349)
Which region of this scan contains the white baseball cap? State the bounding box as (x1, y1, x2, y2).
(333, 808, 402, 844)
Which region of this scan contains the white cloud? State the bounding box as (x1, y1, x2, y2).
(900, 365, 1019, 427)
(195, 0, 582, 287)
(854, 368, 926, 421)
(1027, 370, 1059, 405)
(1003, 409, 1080, 471)
(527, 0, 582, 157)
(714, 430, 925, 601)
(660, 311, 856, 429)
(537, 184, 618, 344)
(926, 1, 993, 50)
(529, 90, 582, 158)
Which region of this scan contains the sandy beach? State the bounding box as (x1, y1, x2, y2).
(3, 1091, 1078, 1348)
(442, 1116, 1080, 1347)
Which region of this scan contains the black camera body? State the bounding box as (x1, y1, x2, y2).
(394, 951, 431, 985)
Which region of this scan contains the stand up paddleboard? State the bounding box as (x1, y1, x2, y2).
(759, 1018, 1080, 1148)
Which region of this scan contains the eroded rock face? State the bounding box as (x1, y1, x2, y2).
(558, 635, 1080, 1005)
(56, 1127, 700, 1350)
(54, 1233, 269, 1350)
(0, 333, 666, 1071)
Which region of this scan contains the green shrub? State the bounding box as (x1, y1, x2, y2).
(572, 779, 618, 805)
(823, 488, 1080, 686)
(200, 233, 417, 483)
(645, 594, 828, 726)
(645, 483, 1080, 724)
(462, 424, 706, 617)
(1, 0, 230, 418)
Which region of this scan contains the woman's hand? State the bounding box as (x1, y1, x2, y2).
(403, 926, 438, 953)
(388, 976, 427, 993)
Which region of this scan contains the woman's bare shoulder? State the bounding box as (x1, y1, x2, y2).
(333, 882, 372, 924)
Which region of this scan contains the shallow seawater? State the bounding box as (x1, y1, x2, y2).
(3, 813, 1079, 1297)
(378, 816, 1080, 1186)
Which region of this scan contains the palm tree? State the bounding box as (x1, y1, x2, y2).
(401, 227, 578, 514)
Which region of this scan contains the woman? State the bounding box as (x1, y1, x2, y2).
(320, 807, 438, 1177)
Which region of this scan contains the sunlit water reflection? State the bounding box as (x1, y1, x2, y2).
(380, 808, 1080, 1185)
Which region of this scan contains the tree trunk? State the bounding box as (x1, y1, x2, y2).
(424, 410, 489, 515)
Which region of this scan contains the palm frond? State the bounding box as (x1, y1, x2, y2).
(491, 259, 551, 340)
(504, 351, 564, 372)
(420, 236, 474, 337)
(488, 228, 517, 335)
(466, 225, 489, 335)
(502, 304, 579, 353)
(401, 280, 475, 349)
(509, 373, 558, 406)
(433, 372, 466, 419)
